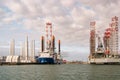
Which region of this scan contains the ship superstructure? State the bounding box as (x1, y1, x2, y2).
(89, 16, 120, 64)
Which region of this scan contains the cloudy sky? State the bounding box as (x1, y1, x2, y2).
(0, 0, 120, 61)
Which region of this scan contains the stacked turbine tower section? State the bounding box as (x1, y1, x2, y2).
(20, 36, 33, 63)
(25, 36, 29, 61)
(10, 39, 15, 56)
(31, 40, 35, 62)
(89, 16, 120, 64)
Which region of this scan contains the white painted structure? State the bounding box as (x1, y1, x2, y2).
(6, 56, 20, 63)
(30, 40, 35, 62)
(6, 56, 13, 62)
(10, 39, 15, 56)
(89, 58, 120, 64)
(25, 36, 29, 61)
(12, 56, 20, 63)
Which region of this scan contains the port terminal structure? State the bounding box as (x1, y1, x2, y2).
(89, 16, 120, 64)
(0, 22, 62, 65)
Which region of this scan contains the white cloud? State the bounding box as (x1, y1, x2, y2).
(60, 0, 75, 7)
(0, 8, 4, 15)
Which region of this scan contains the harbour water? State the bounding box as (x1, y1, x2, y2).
(0, 64, 120, 80)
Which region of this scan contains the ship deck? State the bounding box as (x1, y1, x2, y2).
(89, 58, 120, 64)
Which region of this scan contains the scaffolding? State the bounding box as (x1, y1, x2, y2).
(90, 21, 96, 57)
(109, 16, 119, 55)
(46, 22, 52, 50)
(97, 16, 119, 56)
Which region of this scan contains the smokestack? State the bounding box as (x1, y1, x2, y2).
(10, 39, 15, 56)
(58, 40, 61, 54)
(51, 35, 55, 52)
(41, 36, 44, 52)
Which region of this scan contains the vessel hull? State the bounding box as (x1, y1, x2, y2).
(36, 57, 55, 64)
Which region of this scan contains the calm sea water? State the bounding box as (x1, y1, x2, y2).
(0, 64, 120, 80)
